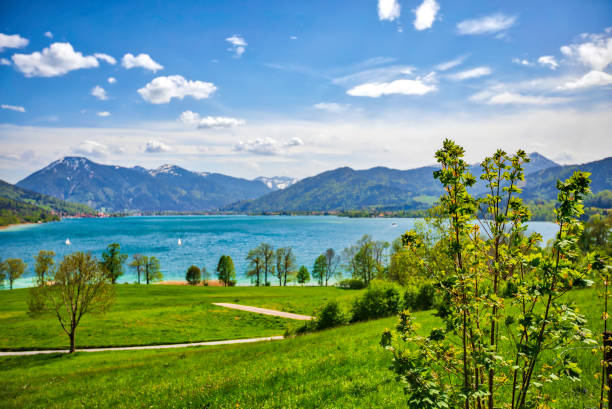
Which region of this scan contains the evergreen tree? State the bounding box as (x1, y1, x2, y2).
(101, 243, 128, 284)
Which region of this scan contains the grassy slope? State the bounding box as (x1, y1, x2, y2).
(0, 285, 362, 350)
(0, 288, 602, 408)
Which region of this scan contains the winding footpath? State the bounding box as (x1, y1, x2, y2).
(0, 303, 312, 357)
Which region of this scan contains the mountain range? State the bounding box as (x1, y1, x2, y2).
(16, 157, 275, 212)
(11, 153, 612, 214)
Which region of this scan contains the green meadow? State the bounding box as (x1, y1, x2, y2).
(0, 285, 363, 350)
(0, 286, 603, 408)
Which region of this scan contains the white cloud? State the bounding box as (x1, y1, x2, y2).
(121, 53, 163, 72)
(471, 91, 569, 105)
(0, 58, 10, 66)
(456, 13, 516, 35)
(94, 53, 116, 65)
(12, 42, 101, 77)
(74, 140, 109, 157)
(333, 65, 415, 87)
(512, 58, 532, 66)
(44, 31, 53, 39)
(378, 0, 401, 21)
(313, 102, 350, 113)
(198, 116, 245, 129)
(107, 77, 116, 84)
(538, 56, 558, 70)
(436, 56, 466, 71)
(0, 33, 28, 52)
(234, 137, 303, 155)
(447, 66, 492, 81)
(560, 30, 612, 71)
(97, 111, 111, 117)
(289, 36, 298, 40)
(91, 85, 108, 100)
(1, 104, 25, 112)
(179, 111, 246, 129)
(347, 78, 436, 97)
(145, 140, 171, 153)
(285, 137, 304, 147)
(226, 35, 247, 57)
(413, 0, 439, 31)
(557, 70, 612, 90)
(138, 75, 217, 104)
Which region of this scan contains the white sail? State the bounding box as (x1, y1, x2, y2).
(178, 238, 182, 246)
(65, 238, 71, 245)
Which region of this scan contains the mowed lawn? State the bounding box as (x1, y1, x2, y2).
(0, 285, 363, 350)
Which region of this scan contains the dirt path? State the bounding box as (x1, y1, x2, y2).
(213, 303, 313, 320)
(0, 336, 284, 357)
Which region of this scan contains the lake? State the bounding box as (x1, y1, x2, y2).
(0, 216, 559, 288)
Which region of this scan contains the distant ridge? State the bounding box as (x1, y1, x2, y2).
(17, 157, 272, 212)
(224, 153, 610, 213)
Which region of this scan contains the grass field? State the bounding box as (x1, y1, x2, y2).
(0, 285, 362, 350)
(0, 286, 603, 408)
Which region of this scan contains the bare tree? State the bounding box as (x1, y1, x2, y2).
(324, 248, 341, 286)
(28, 252, 115, 353)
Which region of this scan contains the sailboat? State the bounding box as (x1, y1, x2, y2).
(178, 238, 182, 246)
(65, 238, 71, 245)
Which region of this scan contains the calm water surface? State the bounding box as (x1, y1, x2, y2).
(0, 216, 559, 288)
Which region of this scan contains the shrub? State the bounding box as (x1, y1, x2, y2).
(287, 300, 348, 335)
(337, 278, 366, 289)
(350, 279, 402, 322)
(314, 300, 347, 330)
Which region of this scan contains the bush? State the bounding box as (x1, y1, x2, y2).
(350, 280, 403, 322)
(403, 282, 438, 312)
(314, 300, 347, 330)
(337, 278, 366, 289)
(287, 300, 348, 335)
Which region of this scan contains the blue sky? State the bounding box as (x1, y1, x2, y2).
(0, 0, 611, 182)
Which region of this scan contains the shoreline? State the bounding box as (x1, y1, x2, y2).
(0, 222, 37, 231)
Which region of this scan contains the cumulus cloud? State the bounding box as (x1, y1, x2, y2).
(94, 53, 116, 65)
(538, 56, 558, 70)
(1, 104, 25, 112)
(0, 33, 28, 51)
(313, 102, 350, 113)
(74, 140, 109, 157)
(226, 35, 247, 57)
(0, 58, 10, 65)
(97, 111, 111, 117)
(557, 70, 612, 90)
(138, 75, 217, 104)
(447, 66, 492, 81)
(145, 140, 171, 153)
(121, 53, 163, 72)
(91, 85, 108, 100)
(11, 42, 109, 77)
(471, 91, 569, 105)
(44, 31, 53, 39)
(456, 13, 516, 35)
(234, 137, 303, 155)
(347, 78, 436, 97)
(512, 58, 532, 66)
(107, 77, 116, 84)
(436, 56, 466, 71)
(560, 29, 612, 71)
(378, 0, 400, 21)
(179, 110, 246, 129)
(413, 0, 439, 31)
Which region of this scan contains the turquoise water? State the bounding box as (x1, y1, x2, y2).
(0, 216, 559, 288)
